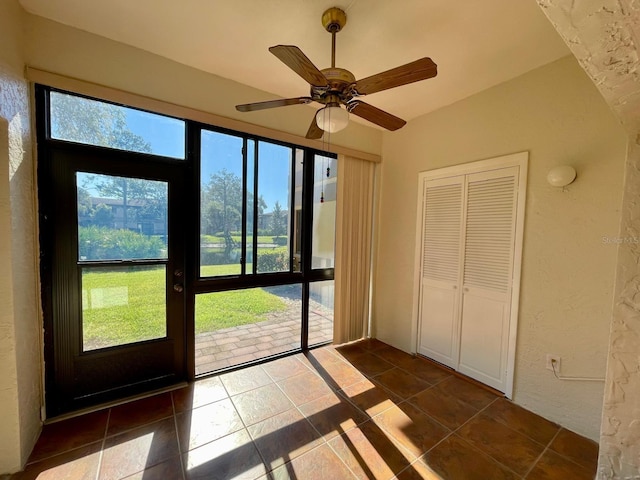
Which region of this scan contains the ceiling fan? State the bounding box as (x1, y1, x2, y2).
(235, 7, 438, 139)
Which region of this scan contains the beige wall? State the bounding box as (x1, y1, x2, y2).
(0, 0, 42, 473)
(23, 14, 382, 157)
(374, 55, 627, 440)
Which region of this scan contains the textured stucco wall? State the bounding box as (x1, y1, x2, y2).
(0, 80, 21, 474)
(0, 0, 42, 474)
(599, 140, 640, 478)
(535, 1, 640, 476)
(374, 56, 627, 441)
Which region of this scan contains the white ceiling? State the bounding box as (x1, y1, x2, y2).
(19, 0, 570, 127)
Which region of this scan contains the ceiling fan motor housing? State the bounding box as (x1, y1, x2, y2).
(312, 68, 356, 104)
(322, 7, 347, 33)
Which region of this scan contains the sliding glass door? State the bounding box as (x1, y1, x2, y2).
(193, 129, 336, 375)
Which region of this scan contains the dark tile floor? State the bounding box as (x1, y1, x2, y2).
(10, 339, 599, 479)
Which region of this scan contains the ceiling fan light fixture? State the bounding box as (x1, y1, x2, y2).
(316, 105, 349, 133)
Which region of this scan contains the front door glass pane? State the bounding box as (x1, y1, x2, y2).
(81, 265, 167, 351)
(257, 142, 292, 273)
(77, 172, 168, 261)
(200, 130, 244, 277)
(77, 172, 170, 352)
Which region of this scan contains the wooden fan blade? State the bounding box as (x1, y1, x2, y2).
(236, 97, 313, 112)
(306, 115, 324, 139)
(348, 101, 406, 131)
(269, 45, 328, 87)
(353, 57, 437, 96)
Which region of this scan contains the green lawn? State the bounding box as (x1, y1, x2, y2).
(81, 265, 286, 350)
(201, 234, 278, 244)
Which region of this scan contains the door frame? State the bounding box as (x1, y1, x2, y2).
(411, 151, 528, 398)
(39, 142, 188, 416)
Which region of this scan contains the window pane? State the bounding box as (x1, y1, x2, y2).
(200, 130, 243, 277)
(195, 285, 302, 374)
(292, 149, 304, 272)
(50, 91, 185, 158)
(82, 265, 167, 351)
(77, 172, 168, 261)
(246, 139, 255, 274)
(309, 280, 334, 346)
(312, 155, 337, 269)
(257, 142, 292, 273)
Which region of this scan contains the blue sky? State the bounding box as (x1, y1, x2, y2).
(126, 111, 290, 211)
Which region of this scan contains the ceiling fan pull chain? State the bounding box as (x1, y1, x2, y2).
(320, 155, 324, 203)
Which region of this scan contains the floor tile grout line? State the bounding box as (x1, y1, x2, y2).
(393, 430, 458, 479)
(488, 402, 562, 449)
(271, 372, 327, 445)
(450, 396, 499, 435)
(448, 397, 537, 478)
(236, 373, 316, 475)
(391, 362, 453, 388)
(22, 438, 105, 468)
(223, 371, 276, 473)
(94, 408, 110, 480)
(522, 427, 563, 478)
(323, 431, 379, 480)
(465, 399, 556, 450)
(318, 365, 447, 475)
(421, 428, 526, 480)
(368, 405, 444, 463)
(392, 396, 455, 435)
(262, 356, 314, 384)
(273, 357, 417, 478)
(532, 427, 597, 474)
(102, 412, 175, 440)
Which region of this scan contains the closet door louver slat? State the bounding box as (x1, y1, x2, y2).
(422, 183, 463, 284)
(463, 176, 516, 294)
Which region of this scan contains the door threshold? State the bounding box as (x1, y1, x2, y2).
(43, 381, 188, 425)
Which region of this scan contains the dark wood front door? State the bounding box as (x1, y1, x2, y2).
(41, 145, 186, 416)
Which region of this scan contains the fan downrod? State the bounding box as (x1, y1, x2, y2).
(321, 7, 347, 33)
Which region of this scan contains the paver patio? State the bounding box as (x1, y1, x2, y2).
(195, 299, 333, 375)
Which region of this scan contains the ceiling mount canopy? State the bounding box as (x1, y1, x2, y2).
(236, 6, 438, 139)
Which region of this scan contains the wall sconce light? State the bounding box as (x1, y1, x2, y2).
(547, 166, 577, 187)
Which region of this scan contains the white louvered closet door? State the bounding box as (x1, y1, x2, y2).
(458, 167, 519, 391)
(417, 175, 465, 368)
(416, 163, 522, 393)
